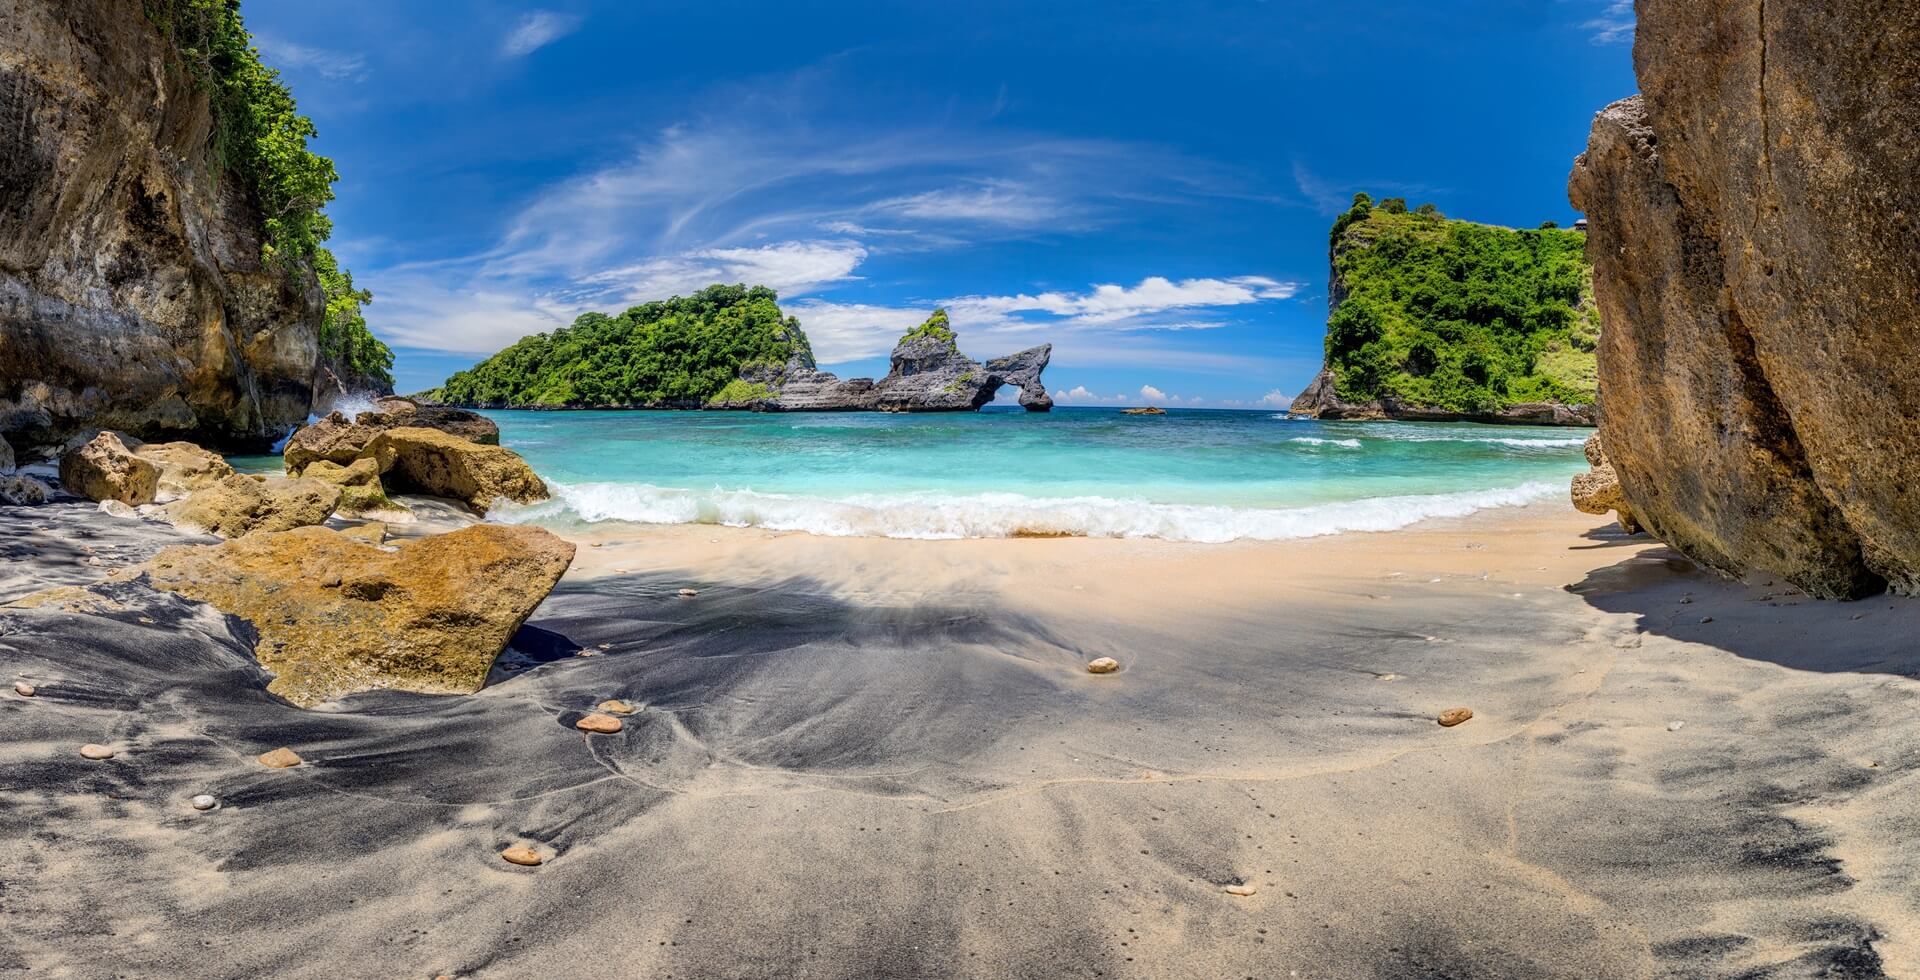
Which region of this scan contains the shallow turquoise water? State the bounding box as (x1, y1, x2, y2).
(456, 407, 1590, 542)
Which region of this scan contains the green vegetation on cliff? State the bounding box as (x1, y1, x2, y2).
(435, 285, 814, 407)
(143, 0, 391, 384)
(1323, 194, 1598, 413)
(899, 308, 957, 346)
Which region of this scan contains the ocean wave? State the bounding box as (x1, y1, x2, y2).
(1289, 436, 1363, 448)
(490, 480, 1565, 543)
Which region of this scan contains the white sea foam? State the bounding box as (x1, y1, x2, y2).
(490, 480, 1565, 543)
(1288, 437, 1363, 448)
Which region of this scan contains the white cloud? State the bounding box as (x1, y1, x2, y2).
(579, 241, 866, 307)
(254, 36, 368, 80)
(503, 11, 583, 57)
(868, 181, 1062, 226)
(783, 301, 926, 364)
(1256, 389, 1293, 408)
(942, 275, 1302, 328)
(1584, 0, 1634, 44)
(1140, 384, 1168, 403)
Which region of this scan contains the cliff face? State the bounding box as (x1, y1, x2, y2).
(0, 0, 324, 453)
(1569, 1, 1920, 598)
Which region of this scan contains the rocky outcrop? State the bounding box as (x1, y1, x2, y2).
(58, 432, 159, 505)
(283, 402, 500, 476)
(0, 0, 326, 453)
(163, 474, 341, 538)
(142, 523, 576, 706)
(729, 314, 1053, 413)
(134, 441, 234, 501)
(1289, 369, 1597, 426)
(1570, 434, 1638, 533)
(1570, 1, 1920, 598)
(357, 427, 547, 513)
(300, 456, 406, 520)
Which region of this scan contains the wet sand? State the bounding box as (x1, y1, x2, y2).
(2, 497, 1917, 978)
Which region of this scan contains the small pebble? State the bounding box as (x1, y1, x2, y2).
(190, 794, 218, 811)
(258, 747, 303, 768)
(597, 699, 636, 715)
(1086, 657, 1120, 674)
(501, 845, 543, 867)
(14, 681, 35, 697)
(79, 743, 115, 760)
(1667, 721, 1686, 732)
(678, 588, 699, 598)
(1437, 707, 1474, 727)
(575, 713, 624, 734)
(1679, 596, 1692, 604)
(1224, 884, 1258, 897)
(1700, 616, 1714, 624)
(1376, 673, 1401, 682)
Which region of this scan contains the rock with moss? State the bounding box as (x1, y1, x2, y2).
(758, 310, 1053, 412)
(59, 432, 161, 505)
(356, 427, 547, 513)
(163, 474, 342, 538)
(301, 457, 410, 520)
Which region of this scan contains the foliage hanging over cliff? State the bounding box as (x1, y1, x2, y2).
(1323, 195, 1599, 413)
(434, 285, 815, 407)
(143, 0, 391, 381)
(899, 309, 957, 347)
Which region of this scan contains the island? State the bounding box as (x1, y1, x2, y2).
(429, 289, 1052, 413)
(1288, 196, 1599, 426)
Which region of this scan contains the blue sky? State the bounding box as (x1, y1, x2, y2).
(245, 0, 1636, 404)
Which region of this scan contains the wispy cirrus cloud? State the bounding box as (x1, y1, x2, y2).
(1584, 0, 1635, 44)
(502, 11, 583, 57)
(254, 36, 369, 80)
(944, 276, 1301, 326)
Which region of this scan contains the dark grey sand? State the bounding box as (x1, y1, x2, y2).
(2, 497, 1917, 979)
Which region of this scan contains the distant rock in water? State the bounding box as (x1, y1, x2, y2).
(736, 311, 1053, 413)
(433, 288, 1052, 413)
(1121, 407, 1166, 416)
(1570, 1, 1920, 598)
(1288, 198, 1599, 426)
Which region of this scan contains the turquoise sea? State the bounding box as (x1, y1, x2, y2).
(453, 407, 1592, 542)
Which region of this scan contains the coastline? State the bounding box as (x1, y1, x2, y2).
(5, 496, 1916, 977)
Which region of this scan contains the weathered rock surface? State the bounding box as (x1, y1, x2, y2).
(282, 413, 381, 475)
(355, 397, 499, 446)
(1290, 369, 1597, 426)
(134, 441, 234, 501)
(300, 456, 405, 519)
(1570, 1, 1920, 598)
(0, 432, 12, 473)
(0, 0, 326, 453)
(721, 316, 1053, 413)
(163, 474, 341, 538)
(356, 427, 547, 513)
(1570, 434, 1638, 534)
(142, 523, 575, 706)
(58, 432, 159, 505)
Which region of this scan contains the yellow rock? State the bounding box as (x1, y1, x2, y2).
(1086, 657, 1120, 674)
(144, 524, 575, 707)
(1224, 883, 1257, 897)
(163, 474, 342, 538)
(501, 845, 543, 867)
(59, 432, 158, 505)
(575, 712, 624, 734)
(134, 441, 234, 500)
(79, 743, 115, 760)
(1437, 707, 1474, 727)
(258, 747, 303, 768)
(357, 427, 547, 513)
(597, 699, 636, 715)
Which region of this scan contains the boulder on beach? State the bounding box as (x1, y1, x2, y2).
(59, 432, 161, 505)
(301, 457, 408, 520)
(355, 396, 500, 446)
(134, 441, 235, 501)
(1569, 434, 1638, 534)
(163, 474, 343, 538)
(283, 412, 381, 476)
(142, 523, 576, 706)
(357, 427, 547, 513)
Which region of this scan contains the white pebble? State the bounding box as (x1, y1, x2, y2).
(1667, 721, 1686, 732)
(191, 794, 218, 811)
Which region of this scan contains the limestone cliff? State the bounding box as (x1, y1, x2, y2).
(1569, 1, 1920, 598)
(0, 0, 326, 453)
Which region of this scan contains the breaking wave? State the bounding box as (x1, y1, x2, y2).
(491, 480, 1565, 543)
(1289, 437, 1363, 448)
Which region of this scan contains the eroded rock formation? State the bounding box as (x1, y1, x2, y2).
(726, 316, 1053, 412)
(0, 0, 327, 452)
(357, 427, 548, 513)
(162, 473, 342, 539)
(142, 523, 575, 706)
(1570, 1, 1920, 598)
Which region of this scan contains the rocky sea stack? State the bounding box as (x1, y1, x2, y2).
(1570, 0, 1920, 598)
(1289, 197, 1600, 426)
(727, 310, 1053, 413)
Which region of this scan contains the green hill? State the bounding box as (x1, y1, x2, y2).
(1318, 194, 1599, 414)
(431, 284, 813, 408)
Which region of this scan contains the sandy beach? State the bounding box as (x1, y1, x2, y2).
(4, 498, 1916, 979)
